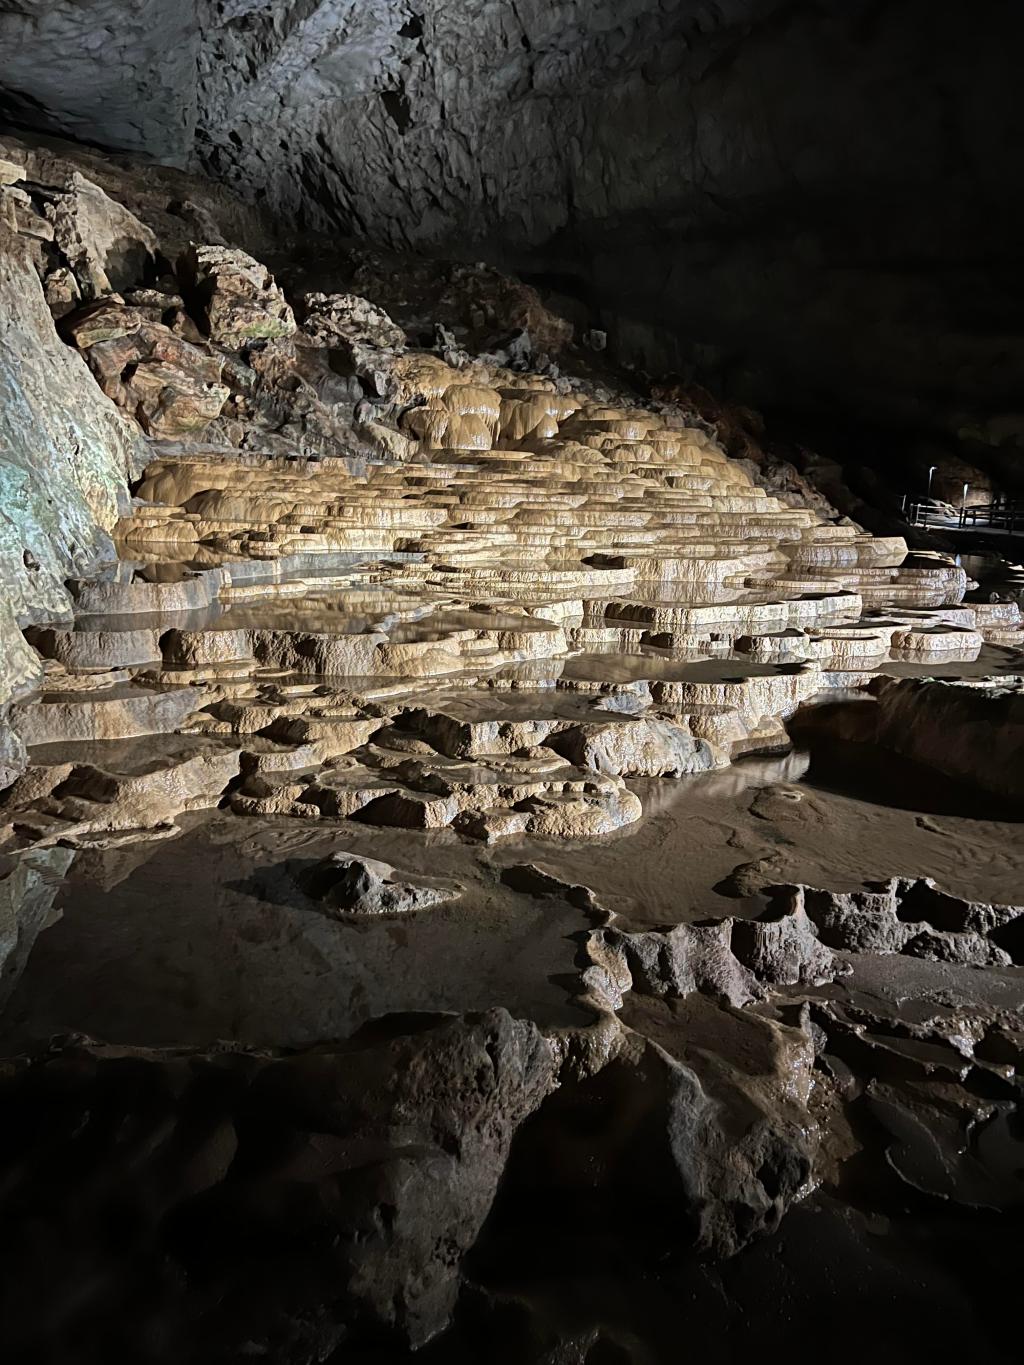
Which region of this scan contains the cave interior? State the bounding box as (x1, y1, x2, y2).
(0, 3, 1022, 1363)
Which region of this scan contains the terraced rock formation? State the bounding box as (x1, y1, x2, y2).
(0, 139, 1021, 1364)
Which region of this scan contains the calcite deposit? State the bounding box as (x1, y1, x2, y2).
(0, 137, 1021, 1365)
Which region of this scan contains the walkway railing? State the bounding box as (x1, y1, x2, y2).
(902, 492, 1023, 532)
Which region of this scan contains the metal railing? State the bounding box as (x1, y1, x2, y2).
(957, 496, 1023, 532)
(901, 491, 1022, 533)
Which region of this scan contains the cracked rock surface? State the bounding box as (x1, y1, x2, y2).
(1, 1, 1022, 441)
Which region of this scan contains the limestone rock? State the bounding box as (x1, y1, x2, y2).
(730, 899, 841, 986)
(66, 299, 230, 437)
(180, 244, 296, 348)
(437, 262, 574, 357)
(25, 739, 241, 841)
(44, 169, 157, 300)
(11, 682, 203, 747)
(0, 845, 74, 1007)
(0, 156, 24, 186)
(0, 5, 1020, 441)
(627, 995, 818, 1256)
(500, 863, 605, 913)
(0, 1012, 556, 1354)
(603, 920, 762, 1009)
(454, 787, 642, 843)
(302, 291, 406, 353)
(43, 264, 81, 317)
(0, 718, 27, 791)
(515, 995, 818, 1260)
(0, 227, 146, 702)
(588, 898, 841, 1014)
(546, 718, 720, 778)
(300, 850, 460, 916)
(773, 878, 1023, 966)
(25, 625, 163, 671)
(793, 677, 1024, 802)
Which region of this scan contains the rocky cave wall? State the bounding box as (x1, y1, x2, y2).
(0, 215, 147, 711)
(1, 0, 1022, 441)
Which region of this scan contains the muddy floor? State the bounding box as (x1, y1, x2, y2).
(3, 739, 1022, 1362)
(6, 738, 1022, 1054)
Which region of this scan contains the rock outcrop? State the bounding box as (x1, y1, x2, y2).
(792, 676, 1024, 802)
(180, 243, 296, 347)
(299, 849, 461, 915)
(2, 2, 1021, 441)
(0, 845, 73, 1007)
(0, 211, 146, 703)
(0, 1011, 556, 1357)
(64, 297, 230, 437)
(773, 877, 1023, 968)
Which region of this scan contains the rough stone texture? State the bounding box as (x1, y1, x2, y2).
(631, 997, 817, 1257)
(547, 718, 719, 778)
(0, 1010, 556, 1359)
(180, 242, 296, 347)
(334, 249, 576, 360)
(0, 722, 27, 791)
(0, 223, 147, 702)
(0, 846, 73, 1007)
(302, 291, 406, 352)
(66, 300, 231, 437)
(776, 877, 1023, 967)
(1, 2, 1021, 438)
(589, 902, 840, 1014)
(299, 849, 460, 915)
(792, 677, 1024, 802)
(514, 995, 818, 1261)
(0, 1, 200, 162)
(44, 170, 158, 300)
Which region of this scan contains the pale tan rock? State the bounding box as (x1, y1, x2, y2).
(45, 170, 157, 299)
(302, 292, 405, 351)
(24, 626, 163, 671)
(12, 683, 203, 746)
(0, 157, 25, 186)
(40, 740, 240, 835)
(546, 718, 721, 777)
(3, 247, 994, 864)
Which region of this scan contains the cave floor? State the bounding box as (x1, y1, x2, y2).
(4, 737, 1022, 1363)
(4, 744, 1023, 1055)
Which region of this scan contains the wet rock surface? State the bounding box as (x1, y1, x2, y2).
(0, 845, 72, 1009)
(0, 220, 147, 702)
(298, 849, 462, 917)
(0, 137, 1020, 1363)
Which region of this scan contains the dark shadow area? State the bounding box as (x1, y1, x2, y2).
(793, 734, 1024, 822)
